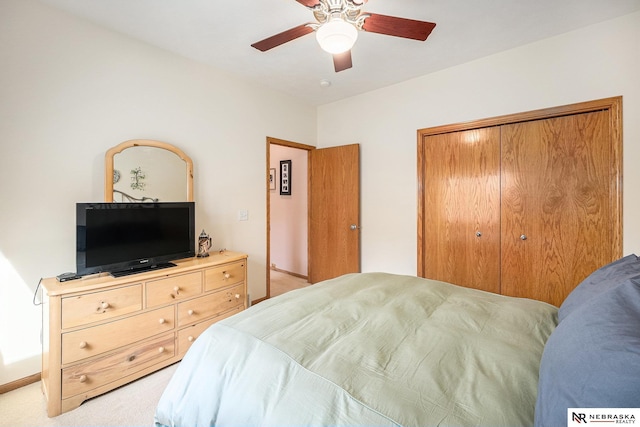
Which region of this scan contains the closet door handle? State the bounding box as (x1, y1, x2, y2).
(520, 234, 527, 241)
(476, 231, 482, 237)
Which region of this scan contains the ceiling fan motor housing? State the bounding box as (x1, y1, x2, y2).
(312, 0, 368, 28)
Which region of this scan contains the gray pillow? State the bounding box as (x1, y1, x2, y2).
(558, 254, 640, 322)
(534, 277, 640, 427)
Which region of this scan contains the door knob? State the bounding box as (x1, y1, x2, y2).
(350, 224, 359, 231)
(476, 231, 482, 237)
(520, 234, 527, 240)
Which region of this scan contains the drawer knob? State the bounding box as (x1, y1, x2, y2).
(158, 346, 165, 353)
(224, 272, 230, 279)
(101, 301, 110, 309)
(188, 309, 194, 316)
(188, 335, 195, 342)
(79, 341, 87, 349)
(173, 286, 180, 292)
(79, 375, 87, 383)
(235, 294, 240, 299)
(158, 318, 166, 324)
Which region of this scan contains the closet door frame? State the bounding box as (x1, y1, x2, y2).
(417, 96, 622, 280)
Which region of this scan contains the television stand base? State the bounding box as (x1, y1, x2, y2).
(110, 262, 177, 278)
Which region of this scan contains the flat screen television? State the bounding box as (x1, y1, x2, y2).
(76, 202, 195, 277)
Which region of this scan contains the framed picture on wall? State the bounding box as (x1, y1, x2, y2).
(280, 160, 291, 195)
(269, 168, 276, 190)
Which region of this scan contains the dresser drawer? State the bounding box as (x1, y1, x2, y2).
(62, 284, 143, 329)
(146, 271, 202, 308)
(177, 306, 243, 357)
(62, 306, 174, 365)
(61, 333, 175, 399)
(204, 260, 245, 292)
(177, 283, 245, 327)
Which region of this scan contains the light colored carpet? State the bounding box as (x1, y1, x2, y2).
(270, 269, 309, 297)
(0, 363, 178, 427)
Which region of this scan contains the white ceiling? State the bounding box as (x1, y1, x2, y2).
(39, 0, 640, 106)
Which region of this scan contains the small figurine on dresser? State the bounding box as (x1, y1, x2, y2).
(197, 229, 212, 257)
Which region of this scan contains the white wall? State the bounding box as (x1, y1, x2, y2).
(318, 11, 640, 275)
(0, 0, 316, 385)
(270, 145, 308, 276)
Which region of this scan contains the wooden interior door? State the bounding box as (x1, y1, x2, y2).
(421, 128, 501, 293)
(308, 144, 360, 283)
(500, 110, 614, 306)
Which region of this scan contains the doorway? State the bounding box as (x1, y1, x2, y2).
(265, 137, 362, 302)
(266, 137, 314, 300)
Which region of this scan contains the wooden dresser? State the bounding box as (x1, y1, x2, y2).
(40, 251, 247, 417)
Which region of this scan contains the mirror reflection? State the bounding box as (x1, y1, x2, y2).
(105, 140, 193, 202)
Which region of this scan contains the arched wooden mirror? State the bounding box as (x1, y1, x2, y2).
(105, 139, 193, 202)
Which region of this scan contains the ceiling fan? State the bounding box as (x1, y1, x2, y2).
(251, 0, 436, 73)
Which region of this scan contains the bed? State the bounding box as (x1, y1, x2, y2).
(154, 256, 640, 427)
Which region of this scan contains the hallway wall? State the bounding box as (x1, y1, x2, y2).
(270, 145, 308, 276)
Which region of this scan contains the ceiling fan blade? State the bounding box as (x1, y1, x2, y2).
(296, 0, 321, 6)
(333, 51, 353, 72)
(251, 24, 314, 52)
(362, 13, 436, 41)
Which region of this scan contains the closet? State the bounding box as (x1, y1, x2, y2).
(417, 97, 622, 307)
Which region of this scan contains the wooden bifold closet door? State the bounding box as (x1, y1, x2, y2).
(417, 97, 622, 307)
(421, 127, 501, 294)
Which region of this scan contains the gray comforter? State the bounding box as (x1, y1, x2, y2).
(155, 272, 557, 426)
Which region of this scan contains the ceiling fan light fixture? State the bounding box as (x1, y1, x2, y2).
(316, 17, 358, 54)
